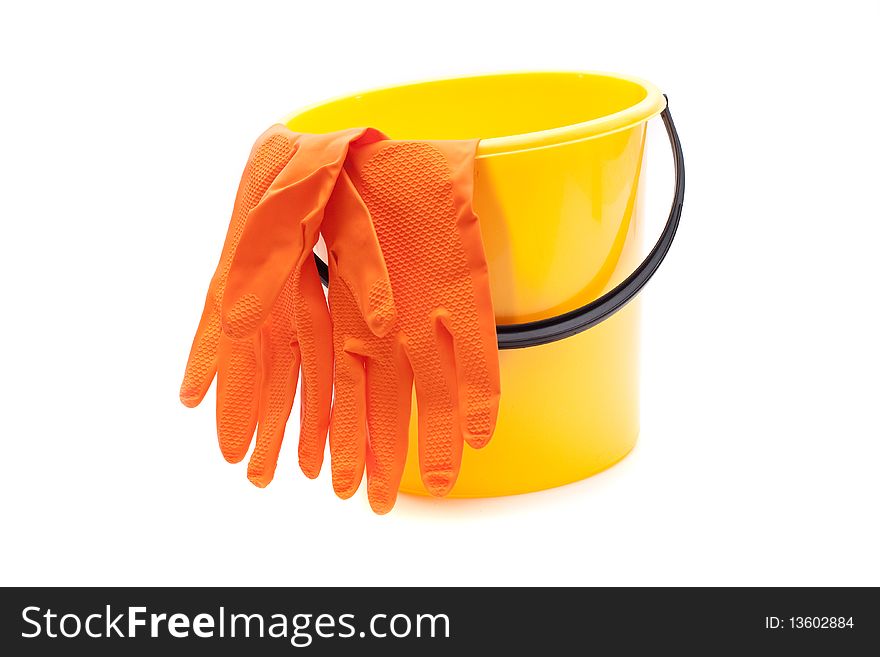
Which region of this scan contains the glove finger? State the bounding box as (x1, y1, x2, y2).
(216, 332, 260, 463)
(409, 332, 463, 498)
(222, 130, 373, 341)
(295, 261, 333, 479)
(436, 309, 500, 449)
(180, 297, 220, 408)
(247, 274, 300, 488)
(329, 344, 368, 499)
(322, 170, 396, 337)
(434, 139, 499, 448)
(364, 345, 413, 514)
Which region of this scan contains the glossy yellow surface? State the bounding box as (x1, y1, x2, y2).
(285, 72, 664, 497)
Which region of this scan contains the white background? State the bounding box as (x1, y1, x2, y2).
(1, 0, 878, 586)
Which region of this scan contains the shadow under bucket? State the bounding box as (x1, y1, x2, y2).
(287, 71, 684, 497)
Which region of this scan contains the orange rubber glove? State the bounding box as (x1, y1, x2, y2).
(334, 139, 500, 511)
(227, 137, 501, 512)
(180, 125, 395, 486)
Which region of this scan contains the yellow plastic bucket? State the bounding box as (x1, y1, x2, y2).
(285, 71, 684, 498)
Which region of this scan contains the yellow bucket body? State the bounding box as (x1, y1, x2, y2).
(286, 72, 666, 497)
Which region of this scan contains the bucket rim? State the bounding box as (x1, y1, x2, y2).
(282, 70, 667, 159)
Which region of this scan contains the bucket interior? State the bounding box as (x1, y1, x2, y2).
(286, 72, 655, 146)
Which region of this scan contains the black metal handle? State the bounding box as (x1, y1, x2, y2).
(315, 96, 684, 350)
